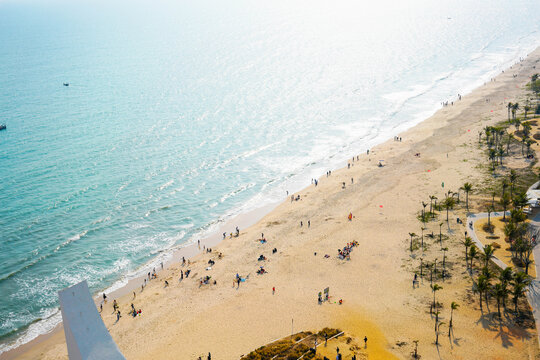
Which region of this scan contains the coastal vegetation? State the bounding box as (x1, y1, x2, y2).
(404, 73, 540, 354)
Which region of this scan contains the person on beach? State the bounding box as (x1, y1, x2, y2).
(300, 221, 303, 227)
(165, 280, 169, 287)
(364, 336, 368, 348)
(272, 286, 275, 294)
(113, 299, 118, 311)
(198, 240, 200, 248)
(133, 291, 136, 299)
(103, 293, 107, 301)
(208, 352, 211, 360)
(348, 213, 352, 221)
(223, 232, 226, 239)
(100, 303, 103, 312)
(308, 220, 310, 227)
(182, 257, 186, 265)
(116, 311, 121, 321)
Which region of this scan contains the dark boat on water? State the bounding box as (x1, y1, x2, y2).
(0, 124, 6, 131)
(63, 83, 69, 86)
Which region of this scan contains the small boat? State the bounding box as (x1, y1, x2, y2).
(63, 83, 69, 86)
(0, 124, 6, 131)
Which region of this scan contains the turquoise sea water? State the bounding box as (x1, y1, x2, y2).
(1, 0, 539, 352)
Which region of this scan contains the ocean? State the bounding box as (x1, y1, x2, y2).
(0, 0, 539, 353)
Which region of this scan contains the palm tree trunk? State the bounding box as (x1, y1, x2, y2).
(479, 291, 483, 310)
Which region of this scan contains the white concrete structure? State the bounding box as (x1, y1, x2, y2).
(526, 180, 540, 207)
(58, 281, 125, 360)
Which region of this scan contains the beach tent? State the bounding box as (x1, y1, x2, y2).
(58, 280, 125, 360)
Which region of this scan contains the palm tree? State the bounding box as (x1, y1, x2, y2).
(526, 139, 534, 157)
(487, 206, 494, 227)
(439, 222, 443, 246)
(507, 102, 513, 120)
(499, 267, 513, 285)
(442, 247, 448, 276)
(498, 147, 505, 165)
(481, 265, 493, 282)
(489, 149, 497, 169)
(512, 272, 530, 314)
(443, 197, 455, 222)
(500, 194, 511, 221)
(461, 183, 472, 212)
(512, 102, 519, 119)
(431, 284, 442, 311)
(429, 195, 437, 215)
(435, 322, 445, 345)
(463, 237, 473, 266)
(483, 244, 494, 267)
(506, 135, 513, 155)
(449, 302, 459, 336)
(524, 105, 531, 120)
(421, 227, 426, 250)
(422, 202, 428, 223)
(409, 232, 416, 252)
(476, 275, 489, 311)
(513, 192, 528, 210)
(510, 170, 517, 198)
(493, 283, 507, 318)
(499, 267, 513, 311)
(469, 245, 478, 270)
(481, 266, 493, 304)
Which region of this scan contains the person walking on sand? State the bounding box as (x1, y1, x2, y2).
(364, 336, 368, 348)
(348, 213, 352, 221)
(207, 352, 211, 360)
(308, 220, 310, 227)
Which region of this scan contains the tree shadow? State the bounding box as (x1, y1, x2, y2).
(452, 337, 462, 347)
(476, 312, 497, 331)
(494, 323, 514, 348)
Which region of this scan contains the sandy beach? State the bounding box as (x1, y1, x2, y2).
(4, 48, 540, 360)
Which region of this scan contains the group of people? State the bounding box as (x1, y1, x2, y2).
(222, 226, 240, 239)
(338, 241, 359, 260)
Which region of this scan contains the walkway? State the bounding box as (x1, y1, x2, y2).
(468, 210, 540, 345)
(466, 211, 509, 270)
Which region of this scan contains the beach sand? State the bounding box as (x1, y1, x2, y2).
(4, 48, 540, 360)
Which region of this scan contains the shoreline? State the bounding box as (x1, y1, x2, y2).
(3, 46, 540, 359)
